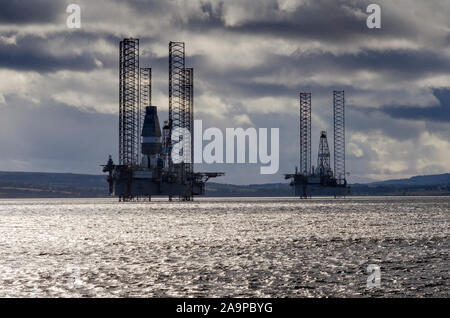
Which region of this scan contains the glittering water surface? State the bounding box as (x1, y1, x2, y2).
(0, 196, 448, 297)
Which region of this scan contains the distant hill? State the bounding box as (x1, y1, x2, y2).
(206, 173, 450, 196)
(370, 173, 450, 186)
(348, 173, 450, 196)
(206, 181, 450, 197)
(0, 171, 449, 198)
(0, 171, 106, 198)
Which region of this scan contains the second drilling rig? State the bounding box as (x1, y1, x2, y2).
(102, 39, 223, 201)
(285, 91, 349, 198)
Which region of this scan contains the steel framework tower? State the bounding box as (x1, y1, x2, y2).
(317, 131, 331, 176)
(168, 42, 186, 167)
(119, 38, 140, 166)
(140, 67, 152, 117)
(139, 67, 152, 161)
(333, 90, 345, 184)
(105, 38, 224, 202)
(183, 68, 194, 174)
(299, 93, 312, 175)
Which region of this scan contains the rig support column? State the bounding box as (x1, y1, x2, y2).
(333, 90, 346, 185)
(119, 38, 140, 166)
(183, 68, 194, 175)
(299, 93, 312, 175)
(168, 42, 186, 169)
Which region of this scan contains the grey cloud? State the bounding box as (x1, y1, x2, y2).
(379, 89, 450, 123)
(184, 48, 450, 105)
(212, 49, 450, 84)
(0, 0, 65, 25)
(0, 0, 450, 183)
(175, 0, 422, 44)
(0, 45, 98, 73)
(347, 105, 423, 141)
(0, 32, 164, 73)
(0, 32, 112, 72)
(0, 96, 117, 173)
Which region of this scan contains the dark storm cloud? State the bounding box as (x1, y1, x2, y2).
(216, 4, 365, 41)
(0, 0, 65, 24)
(173, 0, 415, 43)
(257, 50, 449, 80)
(0, 45, 98, 72)
(318, 50, 450, 78)
(0, 31, 121, 72)
(112, 0, 172, 14)
(347, 105, 422, 141)
(188, 48, 450, 101)
(380, 89, 450, 123)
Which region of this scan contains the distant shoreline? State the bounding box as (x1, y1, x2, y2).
(0, 171, 449, 198)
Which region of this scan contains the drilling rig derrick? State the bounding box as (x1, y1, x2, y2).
(284, 91, 349, 198)
(102, 39, 223, 202)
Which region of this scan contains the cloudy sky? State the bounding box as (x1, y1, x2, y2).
(0, 0, 449, 184)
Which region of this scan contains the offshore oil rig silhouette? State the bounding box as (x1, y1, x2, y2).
(285, 91, 349, 198)
(102, 39, 223, 201)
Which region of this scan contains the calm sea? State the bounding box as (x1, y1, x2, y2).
(0, 196, 448, 297)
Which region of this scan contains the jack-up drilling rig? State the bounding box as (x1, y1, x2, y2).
(102, 39, 223, 201)
(285, 91, 349, 198)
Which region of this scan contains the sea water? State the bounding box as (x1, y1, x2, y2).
(0, 197, 448, 297)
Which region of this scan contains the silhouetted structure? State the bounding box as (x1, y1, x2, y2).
(119, 38, 140, 166)
(299, 92, 312, 175)
(103, 39, 223, 201)
(334, 90, 346, 185)
(285, 91, 349, 198)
